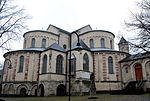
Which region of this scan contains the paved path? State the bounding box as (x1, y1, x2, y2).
(0, 94, 150, 101)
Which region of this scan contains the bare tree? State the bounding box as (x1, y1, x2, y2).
(0, 0, 28, 51)
(125, 0, 150, 53)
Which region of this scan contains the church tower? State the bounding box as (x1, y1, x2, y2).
(118, 37, 129, 53)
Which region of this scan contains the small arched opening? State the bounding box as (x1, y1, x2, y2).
(20, 88, 27, 96)
(57, 84, 66, 96)
(39, 84, 44, 97)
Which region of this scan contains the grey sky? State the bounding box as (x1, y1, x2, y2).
(0, 0, 141, 63)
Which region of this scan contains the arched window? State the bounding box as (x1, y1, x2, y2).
(41, 39, 46, 48)
(83, 53, 89, 72)
(71, 54, 76, 74)
(101, 38, 105, 48)
(125, 67, 128, 73)
(123, 64, 129, 74)
(42, 54, 47, 74)
(18, 56, 24, 72)
(56, 55, 63, 74)
(31, 38, 35, 48)
(90, 39, 94, 48)
(110, 40, 113, 49)
(108, 56, 114, 74)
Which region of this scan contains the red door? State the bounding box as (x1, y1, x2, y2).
(135, 64, 143, 81)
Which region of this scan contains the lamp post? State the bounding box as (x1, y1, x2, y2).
(68, 31, 82, 101)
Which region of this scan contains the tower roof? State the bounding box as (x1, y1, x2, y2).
(118, 37, 128, 44)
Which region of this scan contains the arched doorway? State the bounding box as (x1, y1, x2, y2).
(3, 84, 8, 94)
(20, 88, 27, 96)
(57, 84, 66, 96)
(135, 64, 143, 81)
(39, 84, 44, 97)
(34, 89, 37, 96)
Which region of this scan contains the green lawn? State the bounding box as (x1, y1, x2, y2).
(1, 94, 150, 101)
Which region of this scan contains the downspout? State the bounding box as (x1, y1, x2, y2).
(92, 52, 95, 74)
(58, 34, 60, 45)
(37, 52, 41, 96)
(65, 51, 68, 93)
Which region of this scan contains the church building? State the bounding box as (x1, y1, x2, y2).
(1, 25, 150, 96)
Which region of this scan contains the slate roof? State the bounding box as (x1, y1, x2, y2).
(22, 48, 45, 51)
(3, 48, 45, 57)
(70, 40, 90, 51)
(118, 37, 128, 44)
(90, 48, 129, 54)
(46, 43, 66, 52)
(91, 48, 115, 51)
(23, 30, 59, 37)
(120, 52, 150, 62)
(79, 30, 115, 38)
(90, 48, 117, 52)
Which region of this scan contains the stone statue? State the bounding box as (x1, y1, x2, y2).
(88, 73, 97, 99)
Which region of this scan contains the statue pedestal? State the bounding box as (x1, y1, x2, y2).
(88, 96, 98, 99)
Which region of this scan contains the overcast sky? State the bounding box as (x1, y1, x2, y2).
(0, 0, 142, 63)
(16, 0, 141, 47)
(17, 0, 141, 33)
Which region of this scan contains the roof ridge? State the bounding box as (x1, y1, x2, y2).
(47, 24, 70, 34)
(74, 24, 92, 32)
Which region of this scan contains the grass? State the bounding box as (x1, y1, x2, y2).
(1, 94, 150, 101)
